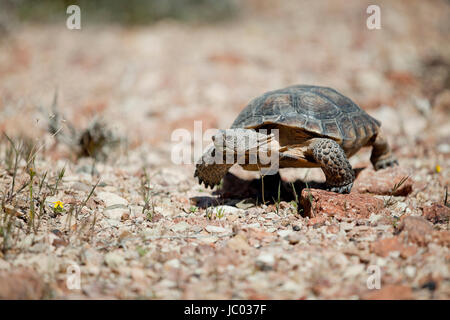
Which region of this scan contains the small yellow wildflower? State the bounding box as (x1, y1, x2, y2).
(436, 165, 441, 173)
(53, 201, 64, 210)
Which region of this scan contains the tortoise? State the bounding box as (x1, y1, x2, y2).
(194, 85, 398, 194)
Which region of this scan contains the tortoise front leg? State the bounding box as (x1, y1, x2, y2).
(370, 132, 398, 170)
(308, 138, 355, 194)
(195, 145, 233, 189)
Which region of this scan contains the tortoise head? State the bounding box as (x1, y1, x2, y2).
(212, 128, 274, 159)
(194, 129, 278, 189)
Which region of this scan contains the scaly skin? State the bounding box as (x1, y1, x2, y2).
(310, 138, 355, 194)
(370, 132, 399, 170)
(194, 145, 232, 189)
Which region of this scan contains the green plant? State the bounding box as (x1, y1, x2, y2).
(136, 246, 148, 257)
(139, 168, 157, 221)
(216, 207, 225, 219)
(392, 216, 400, 229)
(289, 182, 302, 215)
(189, 206, 198, 213)
(260, 173, 266, 205)
(206, 208, 213, 220)
(52, 165, 66, 195)
(52, 200, 65, 215)
(38, 171, 48, 195)
(146, 201, 156, 221)
(272, 181, 281, 215)
(27, 167, 36, 232)
(0, 201, 16, 253)
(3, 133, 20, 200)
(70, 180, 100, 239)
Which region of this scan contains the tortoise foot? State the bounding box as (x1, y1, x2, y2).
(373, 157, 399, 170)
(326, 182, 353, 194)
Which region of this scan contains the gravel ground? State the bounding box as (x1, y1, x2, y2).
(0, 0, 449, 299)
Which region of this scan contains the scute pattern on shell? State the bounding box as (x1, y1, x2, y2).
(231, 85, 380, 146)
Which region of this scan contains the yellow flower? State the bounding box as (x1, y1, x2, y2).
(53, 201, 64, 210)
(436, 165, 441, 173)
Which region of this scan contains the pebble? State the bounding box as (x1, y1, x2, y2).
(213, 205, 244, 215)
(191, 225, 203, 233)
(227, 234, 251, 251)
(343, 264, 365, 278)
(97, 192, 128, 207)
(199, 236, 218, 244)
(205, 225, 227, 233)
(277, 229, 292, 238)
(104, 252, 126, 269)
(437, 143, 450, 154)
(265, 212, 279, 220)
(369, 214, 383, 225)
(244, 223, 260, 229)
(171, 222, 190, 233)
(404, 266, 416, 278)
(255, 253, 275, 271)
(164, 259, 181, 269)
(104, 207, 128, 221)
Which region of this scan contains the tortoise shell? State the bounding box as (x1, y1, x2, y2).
(231, 85, 380, 151)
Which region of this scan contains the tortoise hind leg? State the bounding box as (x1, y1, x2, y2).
(370, 132, 398, 170)
(309, 138, 355, 194)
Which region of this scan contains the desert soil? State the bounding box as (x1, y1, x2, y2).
(0, 0, 449, 299)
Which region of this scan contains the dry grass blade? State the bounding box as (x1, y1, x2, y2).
(384, 175, 410, 207)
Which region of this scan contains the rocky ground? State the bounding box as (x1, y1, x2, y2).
(0, 0, 449, 299)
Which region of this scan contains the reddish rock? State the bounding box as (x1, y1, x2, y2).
(353, 167, 413, 196)
(300, 188, 384, 219)
(432, 230, 450, 247)
(52, 237, 69, 248)
(307, 215, 327, 227)
(0, 268, 45, 299)
(397, 216, 434, 246)
(326, 224, 340, 234)
(370, 236, 418, 258)
(362, 284, 414, 300)
(227, 233, 251, 252)
(422, 203, 450, 223)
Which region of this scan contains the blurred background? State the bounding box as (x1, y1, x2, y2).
(0, 0, 449, 167)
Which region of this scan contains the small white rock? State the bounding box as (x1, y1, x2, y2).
(343, 264, 365, 278)
(104, 252, 126, 269)
(437, 144, 450, 154)
(213, 205, 244, 215)
(277, 229, 292, 238)
(205, 225, 227, 233)
(369, 214, 383, 225)
(256, 253, 275, 270)
(265, 212, 279, 220)
(199, 236, 218, 244)
(165, 259, 181, 269)
(97, 192, 128, 207)
(171, 221, 190, 233)
(405, 266, 416, 278)
(340, 222, 354, 231)
(104, 208, 128, 220)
